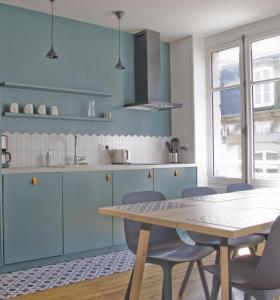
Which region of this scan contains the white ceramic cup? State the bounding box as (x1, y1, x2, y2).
(50, 105, 58, 116)
(24, 104, 34, 114)
(37, 104, 46, 115)
(103, 112, 112, 119)
(10, 102, 19, 113)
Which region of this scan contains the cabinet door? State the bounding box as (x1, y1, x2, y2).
(154, 167, 197, 199)
(3, 173, 63, 264)
(63, 171, 112, 254)
(113, 169, 154, 246)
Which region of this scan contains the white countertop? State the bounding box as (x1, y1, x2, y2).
(2, 163, 196, 174)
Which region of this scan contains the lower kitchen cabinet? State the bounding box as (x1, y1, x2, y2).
(1, 166, 197, 267)
(3, 173, 63, 264)
(112, 169, 154, 245)
(63, 171, 113, 254)
(154, 167, 197, 199)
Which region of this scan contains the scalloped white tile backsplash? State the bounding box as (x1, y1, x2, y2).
(4, 132, 171, 167)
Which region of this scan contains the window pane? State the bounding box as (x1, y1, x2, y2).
(253, 80, 280, 178)
(212, 88, 242, 178)
(252, 35, 280, 82)
(252, 82, 277, 108)
(212, 47, 240, 88)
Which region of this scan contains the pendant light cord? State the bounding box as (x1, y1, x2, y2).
(51, 0, 54, 47)
(118, 17, 121, 60)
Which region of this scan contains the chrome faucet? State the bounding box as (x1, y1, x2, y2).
(74, 135, 86, 165)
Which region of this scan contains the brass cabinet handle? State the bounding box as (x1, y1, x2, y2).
(106, 173, 112, 182)
(31, 176, 39, 185)
(174, 170, 180, 177)
(148, 171, 153, 179)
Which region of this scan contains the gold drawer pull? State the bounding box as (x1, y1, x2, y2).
(31, 177, 39, 185)
(148, 171, 153, 179)
(106, 173, 112, 182)
(174, 170, 180, 177)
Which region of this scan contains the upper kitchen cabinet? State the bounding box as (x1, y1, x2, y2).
(3, 173, 63, 264)
(112, 169, 154, 246)
(154, 167, 197, 199)
(63, 171, 113, 254)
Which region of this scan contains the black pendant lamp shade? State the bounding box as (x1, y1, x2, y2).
(114, 11, 125, 70)
(46, 0, 58, 59)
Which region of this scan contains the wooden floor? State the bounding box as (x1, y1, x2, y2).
(14, 254, 243, 300)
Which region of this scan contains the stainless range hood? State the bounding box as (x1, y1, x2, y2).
(125, 30, 182, 111)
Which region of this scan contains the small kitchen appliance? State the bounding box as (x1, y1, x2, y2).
(106, 146, 131, 164)
(1, 135, 11, 168)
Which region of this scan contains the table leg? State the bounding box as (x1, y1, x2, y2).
(220, 238, 229, 300)
(128, 223, 151, 300)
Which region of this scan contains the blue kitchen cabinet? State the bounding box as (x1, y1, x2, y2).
(63, 171, 112, 254)
(112, 169, 154, 245)
(154, 167, 197, 199)
(3, 173, 63, 264)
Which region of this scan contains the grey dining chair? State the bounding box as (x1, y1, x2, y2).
(226, 183, 253, 193)
(226, 183, 270, 239)
(123, 191, 214, 300)
(203, 215, 280, 300)
(179, 186, 264, 298)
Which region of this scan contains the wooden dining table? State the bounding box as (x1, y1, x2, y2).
(99, 187, 280, 300)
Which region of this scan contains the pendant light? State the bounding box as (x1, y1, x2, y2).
(114, 11, 125, 70)
(46, 0, 58, 59)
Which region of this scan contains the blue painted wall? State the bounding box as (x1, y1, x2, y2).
(0, 4, 171, 136)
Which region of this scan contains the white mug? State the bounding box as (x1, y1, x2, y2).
(103, 112, 112, 119)
(37, 104, 46, 115)
(24, 104, 34, 114)
(50, 105, 58, 116)
(10, 102, 19, 113)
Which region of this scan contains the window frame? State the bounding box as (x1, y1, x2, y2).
(206, 39, 247, 185)
(245, 29, 280, 186)
(207, 28, 280, 187)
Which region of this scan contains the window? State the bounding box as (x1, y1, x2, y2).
(254, 151, 280, 178)
(208, 32, 280, 184)
(210, 46, 243, 178)
(251, 35, 280, 180)
(253, 67, 274, 107)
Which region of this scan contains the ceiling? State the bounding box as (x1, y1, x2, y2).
(1, 0, 280, 41)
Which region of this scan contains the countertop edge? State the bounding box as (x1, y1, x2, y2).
(2, 163, 197, 174)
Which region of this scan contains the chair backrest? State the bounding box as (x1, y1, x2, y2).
(226, 183, 253, 193)
(182, 187, 217, 243)
(182, 186, 217, 198)
(123, 191, 181, 254)
(246, 215, 280, 290)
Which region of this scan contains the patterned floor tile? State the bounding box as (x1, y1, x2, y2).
(0, 250, 135, 299)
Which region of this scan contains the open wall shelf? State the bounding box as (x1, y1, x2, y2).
(3, 112, 112, 122)
(0, 81, 114, 97)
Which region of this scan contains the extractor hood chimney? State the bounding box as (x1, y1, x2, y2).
(125, 30, 182, 111)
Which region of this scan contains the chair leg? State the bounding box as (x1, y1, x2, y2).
(210, 277, 220, 300)
(124, 267, 134, 300)
(231, 248, 238, 259)
(178, 260, 195, 296)
(244, 293, 251, 300)
(161, 262, 173, 300)
(196, 260, 210, 300)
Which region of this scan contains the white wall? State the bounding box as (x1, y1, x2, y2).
(170, 35, 208, 185)
(205, 13, 280, 48)
(192, 36, 208, 185)
(170, 36, 195, 164)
